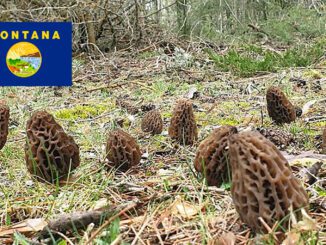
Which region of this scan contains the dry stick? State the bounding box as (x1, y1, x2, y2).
(131, 204, 163, 245)
(131, 215, 151, 245)
(130, 225, 147, 245)
(86, 202, 137, 244)
(258, 217, 278, 242)
(51, 230, 74, 245)
(110, 234, 122, 245)
(151, 216, 164, 245)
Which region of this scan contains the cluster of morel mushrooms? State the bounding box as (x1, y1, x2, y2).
(0, 86, 325, 234)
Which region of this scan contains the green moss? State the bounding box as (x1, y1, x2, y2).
(238, 101, 251, 109)
(312, 121, 326, 127)
(162, 112, 172, 118)
(215, 117, 239, 126)
(219, 101, 236, 110)
(303, 69, 323, 79)
(55, 104, 108, 120)
(317, 188, 326, 197)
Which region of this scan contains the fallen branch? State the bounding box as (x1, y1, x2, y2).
(86, 202, 137, 244)
(39, 202, 137, 239)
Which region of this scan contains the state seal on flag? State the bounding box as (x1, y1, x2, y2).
(6, 42, 42, 78)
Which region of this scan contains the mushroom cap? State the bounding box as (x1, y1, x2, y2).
(194, 125, 237, 186)
(266, 86, 296, 124)
(141, 109, 163, 135)
(168, 99, 198, 145)
(229, 131, 308, 233)
(106, 129, 141, 171)
(25, 110, 80, 184)
(0, 103, 10, 150)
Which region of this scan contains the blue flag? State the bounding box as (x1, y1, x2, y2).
(0, 22, 72, 86)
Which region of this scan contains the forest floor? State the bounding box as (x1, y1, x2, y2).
(0, 42, 325, 244)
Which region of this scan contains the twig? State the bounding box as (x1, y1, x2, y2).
(258, 217, 278, 242)
(50, 230, 74, 245)
(131, 215, 151, 245)
(110, 234, 122, 245)
(86, 202, 137, 244)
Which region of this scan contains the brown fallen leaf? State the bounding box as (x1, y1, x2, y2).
(292, 209, 317, 231)
(282, 209, 317, 245)
(282, 151, 326, 163)
(215, 232, 236, 245)
(301, 100, 317, 116)
(170, 195, 203, 219)
(282, 232, 302, 245)
(0, 218, 47, 237)
(292, 158, 325, 166)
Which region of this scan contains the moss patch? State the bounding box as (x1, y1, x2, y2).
(55, 104, 108, 120)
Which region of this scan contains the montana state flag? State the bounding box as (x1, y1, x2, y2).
(0, 22, 72, 86)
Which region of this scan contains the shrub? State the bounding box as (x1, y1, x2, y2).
(206, 38, 325, 77)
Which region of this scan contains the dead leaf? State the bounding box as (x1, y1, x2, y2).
(215, 232, 236, 245)
(282, 232, 302, 245)
(301, 100, 317, 115)
(290, 157, 325, 167)
(302, 98, 326, 116)
(0, 218, 48, 236)
(170, 196, 203, 219)
(282, 151, 326, 164)
(187, 87, 199, 99)
(292, 209, 317, 231)
(92, 198, 108, 210)
(282, 209, 317, 245)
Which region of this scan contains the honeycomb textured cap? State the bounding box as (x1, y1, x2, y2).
(141, 110, 163, 135)
(229, 131, 308, 233)
(266, 86, 296, 124)
(25, 111, 80, 184)
(322, 127, 326, 154)
(106, 129, 141, 171)
(168, 99, 198, 145)
(0, 103, 10, 150)
(194, 125, 237, 186)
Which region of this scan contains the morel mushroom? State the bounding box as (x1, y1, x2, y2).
(322, 127, 326, 154)
(0, 103, 9, 150)
(25, 111, 80, 184)
(229, 131, 308, 233)
(194, 125, 237, 186)
(266, 86, 296, 124)
(106, 129, 141, 171)
(168, 99, 198, 145)
(141, 110, 163, 135)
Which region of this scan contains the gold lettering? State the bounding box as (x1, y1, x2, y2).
(52, 31, 60, 39)
(0, 30, 62, 40)
(0, 31, 8, 39)
(22, 31, 29, 39)
(41, 31, 49, 39)
(31, 31, 39, 39)
(11, 31, 19, 39)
